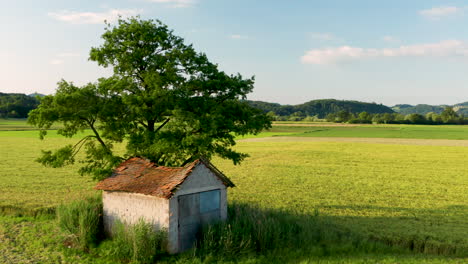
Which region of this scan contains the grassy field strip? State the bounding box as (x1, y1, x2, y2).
(0, 119, 53, 131)
(240, 136, 468, 147)
(1, 214, 465, 264)
(4, 120, 468, 140)
(1, 121, 468, 261)
(273, 123, 362, 127)
(1, 130, 467, 251)
(239, 124, 468, 140)
(214, 141, 468, 254)
(0, 132, 107, 215)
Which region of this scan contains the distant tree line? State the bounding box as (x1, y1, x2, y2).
(0, 93, 39, 118)
(248, 99, 468, 125)
(2, 93, 466, 125)
(246, 99, 394, 118)
(393, 103, 468, 116)
(324, 107, 467, 125)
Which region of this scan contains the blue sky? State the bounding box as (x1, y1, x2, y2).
(2, 0, 468, 106)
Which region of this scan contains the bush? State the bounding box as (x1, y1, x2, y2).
(347, 119, 372, 124)
(56, 195, 103, 250)
(102, 220, 167, 264)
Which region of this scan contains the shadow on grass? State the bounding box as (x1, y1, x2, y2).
(316, 204, 468, 257)
(181, 202, 467, 263)
(1, 201, 466, 263)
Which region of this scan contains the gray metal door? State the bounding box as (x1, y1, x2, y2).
(178, 189, 221, 251)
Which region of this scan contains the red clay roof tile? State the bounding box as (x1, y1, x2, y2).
(95, 157, 234, 198)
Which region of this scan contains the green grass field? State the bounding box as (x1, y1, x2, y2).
(0, 119, 467, 263)
(239, 122, 468, 140)
(0, 118, 36, 131)
(215, 141, 468, 253)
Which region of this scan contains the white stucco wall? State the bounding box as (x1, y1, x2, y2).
(168, 163, 227, 253)
(102, 191, 170, 234)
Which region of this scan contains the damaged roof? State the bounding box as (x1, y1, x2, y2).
(95, 157, 234, 198)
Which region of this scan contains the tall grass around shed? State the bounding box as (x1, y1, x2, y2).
(56, 195, 103, 250)
(100, 220, 168, 264)
(194, 203, 408, 259)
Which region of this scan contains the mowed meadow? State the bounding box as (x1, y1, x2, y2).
(0, 120, 467, 263)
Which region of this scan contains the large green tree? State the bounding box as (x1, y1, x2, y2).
(28, 17, 271, 180)
(440, 107, 460, 124)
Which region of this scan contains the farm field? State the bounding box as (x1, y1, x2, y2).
(0, 119, 467, 263)
(4, 118, 468, 139)
(216, 141, 468, 253)
(240, 122, 468, 140)
(0, 118, 39, 131)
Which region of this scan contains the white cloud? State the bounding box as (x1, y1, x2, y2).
(382, 36, 399, 43)
(50, 59, 64, 65)
(49, 52, 81, 65)
(48, 9, 140, 24)
(301, 40, 468, 65)
(229, 34, 248, 40)
(146, 0, 196, 8)
(57, 52, 81, 57)
(419, 6, 462, 20)
(310, 33, 335, 41)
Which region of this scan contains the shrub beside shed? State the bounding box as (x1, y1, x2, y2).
(95, 157, 235, 253)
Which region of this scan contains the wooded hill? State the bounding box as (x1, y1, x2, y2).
(0, 93, 40, 118)
(2, 91, 467, 120)
(392, 102, 468, 116)
(245, 99, 394, 118)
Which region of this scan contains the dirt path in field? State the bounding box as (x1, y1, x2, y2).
(239, 137, 468, 147)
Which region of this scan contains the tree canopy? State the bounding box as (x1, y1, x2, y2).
(28, 17, 271, 180)
(245, 99, 394, 118)
(0, 93, 39, 118)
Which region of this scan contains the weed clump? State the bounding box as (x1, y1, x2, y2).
(56, 195, 167, 263)
(56, 195, 103, 250)
(101, 220, 167, 264)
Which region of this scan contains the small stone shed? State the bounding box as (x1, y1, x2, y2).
(95, 157, 235, 253)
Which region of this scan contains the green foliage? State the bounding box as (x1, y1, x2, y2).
(27, 79, 127, 180)
(101, 220, 167, 264)
(393, 104, 446, 115)
(246, 99, 394, 118)
(36, 145, 74, 168)
(28, 17, 270, 179)
(321, 111, 467, 125)
(347, 118, 372, 124)
(441, 107, 460, 124)
(248, 100, 468, 125)
(358, 111, 371, 121)
(392, 102, 468, 118)
(288, 111, 306, 121)
(56, 195, 103, 250)
(0, 93, 39, 118)
(404, 113, 426, 124)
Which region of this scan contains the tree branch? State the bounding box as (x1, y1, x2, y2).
(84, 118, 110, 152)
(71, 135, 93, 158)
(181, 155, 194, 166)
(137, 120, 148, 128)
(155, 118, 170, 132)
